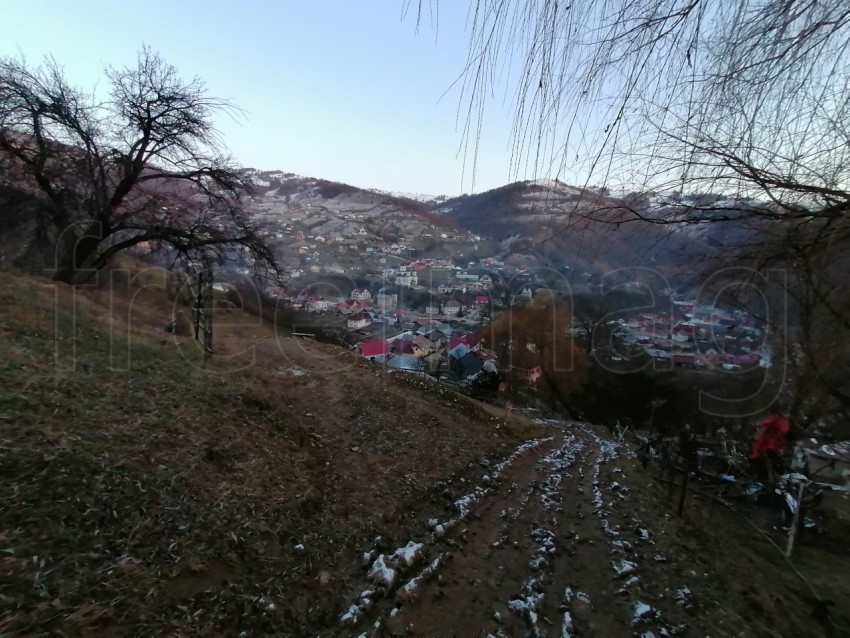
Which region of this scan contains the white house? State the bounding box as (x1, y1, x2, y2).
(376, 292, 398, 309)
(347, 312, 372, 330)
(396, 272, 418, 287)
(306, 299, 335, 312)
(351, 287, 372, 302)
(444, 300, 462, 315)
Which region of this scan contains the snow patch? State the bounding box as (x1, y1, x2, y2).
(340, 604, 361, 625)
(507, 577, 547, 635)
(367, 554, 396, 587)
(493, 437, 554, 475)
(616, 575, 640, 594)
(612, 559, 638, 577)
(636, 527, 654, 543)
(632, 601, 658, 623)
(397, 554, 444, 602)
(392, 541, 424, 567)
(674, 586, 693, 607)
(561, 611, 574, 637)
(455, 488, 489, 518)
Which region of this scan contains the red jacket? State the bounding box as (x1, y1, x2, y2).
(750, 414, 790, 458)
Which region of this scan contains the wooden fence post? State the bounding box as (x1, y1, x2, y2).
(677, 465, 690, 516)
(786, 481, 806, 557)
(192, 261, 214, 361)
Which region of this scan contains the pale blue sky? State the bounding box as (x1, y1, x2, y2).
(1, 0, 526, 196)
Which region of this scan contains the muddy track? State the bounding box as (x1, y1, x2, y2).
(335, 421, 752, 637)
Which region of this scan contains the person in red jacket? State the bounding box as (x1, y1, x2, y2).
(751, 413, 791, 459)
(750, 413, 791, 483)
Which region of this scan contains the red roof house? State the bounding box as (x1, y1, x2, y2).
(358, 339, 389, 359)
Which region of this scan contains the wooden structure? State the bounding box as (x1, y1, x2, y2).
(192, 260, 214, 360)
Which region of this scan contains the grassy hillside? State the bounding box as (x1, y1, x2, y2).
(0, 269, 536, 636)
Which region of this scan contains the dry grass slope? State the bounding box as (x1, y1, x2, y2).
(0, 270, 538, 636)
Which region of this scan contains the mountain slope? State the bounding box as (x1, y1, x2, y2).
(247, 170, 459, 234)
(432, 180, 725, 276)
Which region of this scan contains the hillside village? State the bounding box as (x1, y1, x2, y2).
(170, 171, 761, 396)
(232, 172, 770, 381)
(2, 13, 850, 636)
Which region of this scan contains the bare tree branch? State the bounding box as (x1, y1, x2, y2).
(0, 47, 274, 284)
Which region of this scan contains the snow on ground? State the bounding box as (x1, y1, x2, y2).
(340, 436, 555, 630)
(581, 423, 688, 636)
(633, 600, 658, 623)
(613, 559, 638, 577)
(448, 436, 553, 529)
(367, 554, 396, 587)
(275, 367, 307, 377)
(374, 189, 437, 203)
(674, 586, 693, 607)
(342, 418, 709, 635)
(538, 434, 584, 511)
(507, 577, 546, 636)
(397, 554, 445, 602)
(391, 541, 424, 567)
(561, 587, 591, 638)
(617, 574, 641, 594)
(494, 437, 554, 474)
(507, 432, 587, 634)
(526, 179, 586, 196)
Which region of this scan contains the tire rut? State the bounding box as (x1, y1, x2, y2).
(537, 435, 633, 637)
(339, 435, 562, 636)
(381, 434, 563, 637)
(338, 421, 751, 637)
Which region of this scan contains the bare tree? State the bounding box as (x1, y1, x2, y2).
(702, 213, 850, 425)
(486, 294, 587, 411)
(440, 1, 850, 212)
(415, 0, 850, 430)
(0, 47, 276, 284)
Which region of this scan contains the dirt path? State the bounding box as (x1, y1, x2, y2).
(334, 420, 754, 638)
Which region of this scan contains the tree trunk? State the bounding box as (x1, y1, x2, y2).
(52, 222, 107, 285)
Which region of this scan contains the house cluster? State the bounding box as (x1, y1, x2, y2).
(394, 266, 418, 288)
(376, 260, 498, 292)
(355, 319, 499, 385)
(431, 272, 494, 295)
(342, 295, 490, 332)
(277, 266, 496, 329)
(612, 301, 766, 369)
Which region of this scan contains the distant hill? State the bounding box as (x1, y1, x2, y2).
(2, 149, 766, 283)
(430, 179, 760, 280)
(245, 170, 459, 232)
